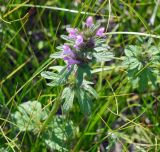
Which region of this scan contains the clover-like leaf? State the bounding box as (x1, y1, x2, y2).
(12, 101, 47, 132)
(123, 39, 160, 91)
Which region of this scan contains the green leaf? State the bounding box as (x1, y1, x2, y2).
(124, 46, 135, 57)
(94, 47, 108, 52)
(95, 38, 106, 46)
(50, 51, 62, 59)
(60, 35, 74, 43)
(49, 66, 64, 72)
(93, 51, 113, 62)
(42, 116, 77, 152)
(56, 45, 63, 51)
(76, 88, 92, 115)
(47, 66, 74, 86)
(125, 45, 140, 57)
(76, 64, 92, 86)
(41, 71, 58, 80)
(138, 70, 148, 92)
(12, 101, 47, 132)
(57, 66, 74, 85)
(83, 83, 98, 99)
(62, 87, 75, 111)
(147, 69, 157, 87)
(128, 68, 137, 78)
(128, 58, 140, 69)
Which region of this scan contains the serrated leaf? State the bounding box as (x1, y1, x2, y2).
(47, 66, 74, 86)
(41, 71, 58, 80)
(76, 88, 92, 114)
(57, 66, 74, 85)
(62, 87, 70, 99)
(49, 66, 64, 72)
(56, 45, 63, 51)
(76, 64, 92, 86)
(62, 87, 75, 111)
(83, 83, 98, 99)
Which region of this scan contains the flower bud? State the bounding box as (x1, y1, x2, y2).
(96, 27, 105, 37)
(86, 16, 93, 27)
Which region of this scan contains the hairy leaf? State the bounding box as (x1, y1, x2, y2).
(76, 88, 92, 114)
(62, 87, 75, 111)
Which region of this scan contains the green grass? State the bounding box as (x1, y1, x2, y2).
(0, 0, 160, 151)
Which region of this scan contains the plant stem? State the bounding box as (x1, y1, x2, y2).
(41, 96, 60, 132)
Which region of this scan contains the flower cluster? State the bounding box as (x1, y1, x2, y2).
(61, 16, 106, 68)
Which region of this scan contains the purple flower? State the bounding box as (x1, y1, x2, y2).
(66, 28, 77, 39)
(75, 35, 83, 46)
(64, 57, 80, 65)
(86, 16, 93, 27)
(62, 44, 75, 58)
(62, 44, 80, 67)
(96, 27, 105, 37)
(64, 56, 80, 69)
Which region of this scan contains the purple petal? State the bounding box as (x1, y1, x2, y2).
(63, 44, 71, 52)
(66, 28, 77, 34)
(64, 57, 80, 65)
(75, 35, 83, 46)
(96, 27, 105, 37)
(68, 59, 80, 65)
(86, 16, 93, 27)
(66, 28, 77, 39)
(74, 44, 79, 49)
(63, 56, 70, 61)
(62, 45, 75, 58)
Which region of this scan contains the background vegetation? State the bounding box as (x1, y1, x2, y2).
(0, 0, 160, 151)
